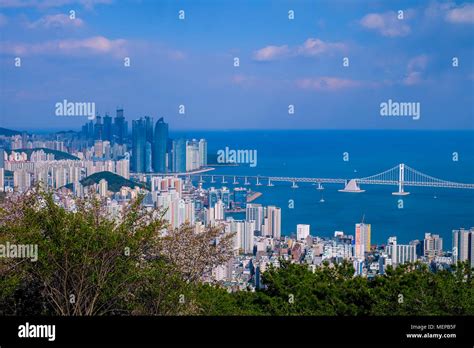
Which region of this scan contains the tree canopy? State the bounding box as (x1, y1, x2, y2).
(1, 188, 472, 316)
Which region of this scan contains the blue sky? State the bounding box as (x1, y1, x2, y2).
(0, 0, 473, 130)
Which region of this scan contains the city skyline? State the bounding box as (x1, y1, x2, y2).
(1, 0, 473, 130)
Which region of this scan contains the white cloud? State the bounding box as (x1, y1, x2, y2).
(403, 55, 429, 85)
(425, 2, 474, 24)
(253, 38, 345, 62)
(253, 45, 289, 61)
(296, 77, 362, 91)
(0, 36, 127, 57)
(446, 3, 474, 24)
(28, 14, 84, 29)
(360, 11, 411, 37)
(297, 38, 346, 57)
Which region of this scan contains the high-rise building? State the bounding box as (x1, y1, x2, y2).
(145, 142, 153, 173)
(423, 233, 443, 260)
(221, 187, 230, 208)
(386, 236, 417, 266)
(94, 116, 103, 140)
(116, 159, 130, 179)
(0, 168, 4, 192)
(132, 118, 146, 172)
(98, 179, 108, 197)
(198, 139, 207, 167)
(144, 116, 154, 144)
(355, 223, 371, 259)
(297, 224, 310, 240)
(230, 219, 244, 252)
(186, 139, 200, 172)
(13, 170, 31, 192)
(266, 206, 281, 239)
(214, 199, 225, 220)
(243, 220, 256, 254)
(409, 239, 423, 258)
(73, 181, 83, 197)
(114, 108, 126, 145)
(172, 138, 186, 173)
(246, 203, 264, 231)
(103, 114, 113, 141)
(103, 141, 111, 160)
(452, 228, 474, 267)
(0, 147, 4, 169)
(208, 187, 219, 208)
(87, 120, 94, 141)
(153, 117, 168, 173)
(94, 140, 104, 158)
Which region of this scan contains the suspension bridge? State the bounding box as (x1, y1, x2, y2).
(180, 163, 474, 195)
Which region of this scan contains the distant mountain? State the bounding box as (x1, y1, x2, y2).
(64, 171, 149, 192)
(0, 127, 22, 137)
(55, 130, 78, 135)
(8, 148, 79, 160)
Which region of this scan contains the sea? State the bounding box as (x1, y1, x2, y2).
(171, 130, 474, 246)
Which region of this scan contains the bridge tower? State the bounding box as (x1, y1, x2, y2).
(338, 179, 365, 192)
(392, 163, 410, 195)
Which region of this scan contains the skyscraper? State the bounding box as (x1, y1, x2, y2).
(145, 116, 154, 144)
(132, 118, 146, 172)
(243, 220, 256, 254)
(198, 139, 207, 167)
(103, 114, 113, 141)
(186, 139, 200, 172)
(114, 108, 126, 145)
(452, 228, 474, 267)
(172, 138, 186, 173)
(145, 142, 153, 173)
(153, 117, 168, 173)
(214, 199, 225, 220)
(246, 203, 264, 232)
(94, 115, 103, 140)
(266, 206, 281, 239)
(355, 223, 371, 259)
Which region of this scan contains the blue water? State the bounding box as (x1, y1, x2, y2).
(171, 130, 474, 246)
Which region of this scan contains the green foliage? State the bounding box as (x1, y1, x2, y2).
(196, 260, 474, 316)
(1, 189, 472, 316)
(63, 171, 149, 192)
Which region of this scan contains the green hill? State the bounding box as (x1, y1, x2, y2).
(0, 127, 22, 137)
(8, 148, 78, 160)
(65, 171, 149, 192)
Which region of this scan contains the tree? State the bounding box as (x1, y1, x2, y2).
(158, 223, 234, 283)
(0, 188, 234, 316)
